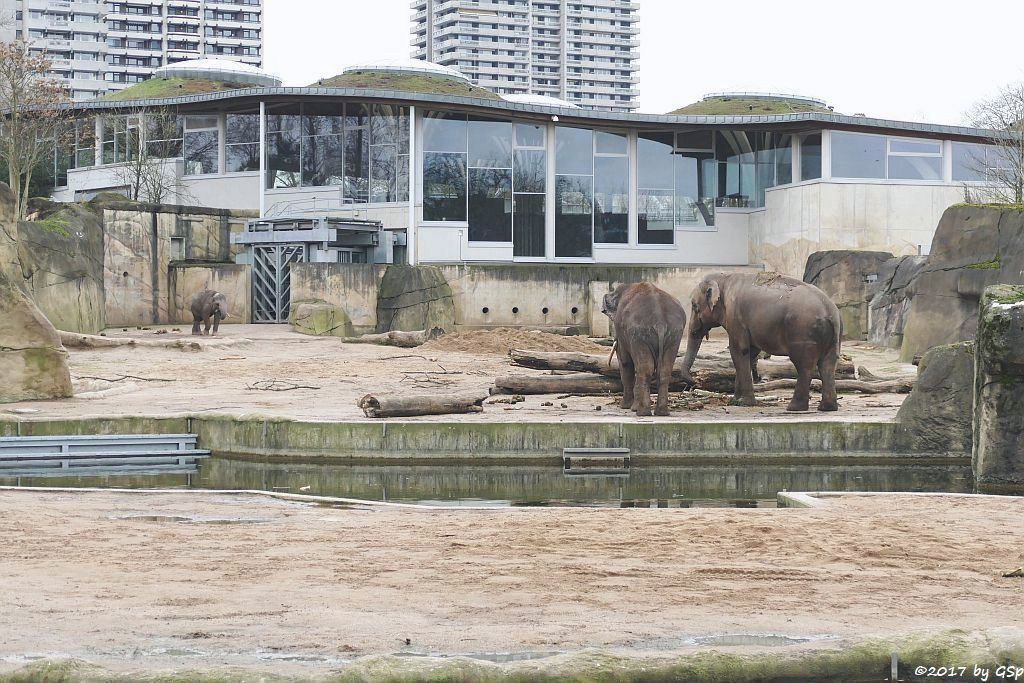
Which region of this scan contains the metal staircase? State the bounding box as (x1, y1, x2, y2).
(0, 434, 210, 477)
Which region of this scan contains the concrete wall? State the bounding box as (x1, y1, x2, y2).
(168, 263, 251, 326)
(102, 203, 255, 326)
(750, 180, 963, 277)
(289, 262, 762, 335)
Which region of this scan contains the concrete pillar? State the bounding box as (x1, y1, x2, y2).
(589, 281, 611, 337)
(973, 284, 1024, 493)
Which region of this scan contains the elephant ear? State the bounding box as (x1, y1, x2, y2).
(705, 280, 721, 310)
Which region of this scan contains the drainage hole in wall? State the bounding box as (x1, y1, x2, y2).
(571, 306, 579, 315)
(542, 307, 549, 315)
(122, 271, 129, 278)
(482, 307, 489, 315)
(512, 307, 519, 315)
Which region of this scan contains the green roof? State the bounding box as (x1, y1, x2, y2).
(100, 77, 255, 101)
(669, 96, 833, 116)
(312, 71, 502, 100)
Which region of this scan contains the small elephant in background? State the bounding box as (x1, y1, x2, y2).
(602, 282, 688, 417)
(190, 289, 229, 336)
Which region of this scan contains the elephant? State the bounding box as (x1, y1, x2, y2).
(190, 289, 229, 336)
(601, 282, 687, 417)
(680, 272, 842, 412)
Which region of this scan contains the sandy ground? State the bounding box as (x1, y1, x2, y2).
(0, 490, 1021, 677)
(3, 325, 914, 424)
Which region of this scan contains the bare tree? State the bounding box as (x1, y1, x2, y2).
(966, 82, 1024, 204)
(0, 41, 72, 219)
(103, 107, 197, 205)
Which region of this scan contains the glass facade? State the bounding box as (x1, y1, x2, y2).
(513, 123, 546, 257)
(554, 126, 594, 257)
(832, 131, 946, 181)
(184, 115, 219, 176)
(800, 133, 822, 181)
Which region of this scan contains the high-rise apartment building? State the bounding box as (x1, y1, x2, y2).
(411, 0, 638, 112)
(0, 0, 263, 100)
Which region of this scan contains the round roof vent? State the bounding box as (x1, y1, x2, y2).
(153, 58, 282, 87)
(340, 58, 471, 84)
(502, 93, 581, 109)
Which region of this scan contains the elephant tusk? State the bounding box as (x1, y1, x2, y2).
(607, 340, 617, 368)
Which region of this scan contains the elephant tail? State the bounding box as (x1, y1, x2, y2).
(812, 316, 841, 356)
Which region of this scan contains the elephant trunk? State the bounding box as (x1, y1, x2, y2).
(681, 329, 705, 375)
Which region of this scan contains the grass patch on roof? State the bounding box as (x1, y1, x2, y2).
(669, 97, 833, 116)
(312, 71, 501, 100)
(100, 78, 255, 101)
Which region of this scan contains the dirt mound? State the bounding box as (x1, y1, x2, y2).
(421, 328, 608, 355)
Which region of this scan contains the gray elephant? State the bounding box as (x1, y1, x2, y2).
(681, 272, 842, 412)
(602, 282, 687, 417)
(190, 289, 229, 336)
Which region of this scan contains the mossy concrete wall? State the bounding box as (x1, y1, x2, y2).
(290, 263, 384, 335)
(0, 415, 955, 462)
(101, 202, 254, 326)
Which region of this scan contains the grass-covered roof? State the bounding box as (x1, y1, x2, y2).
(100, 77, 256, 101)
(669, 96, 833, 116)
(312, 71, 501, 100)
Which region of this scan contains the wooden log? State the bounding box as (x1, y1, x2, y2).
(357, 390, 487, 418)
(507, 349, 855, 382)
(753, 377, 916, 394)
(342, 327, 444, 348)
(492, 373, 625, 396)
(59, 331, 244, 351)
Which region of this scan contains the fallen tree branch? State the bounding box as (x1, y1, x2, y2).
(59, 330, 246, 351)
(753, 377, 915, 394)
(357, 391, 488, 418)
(74, 374, 175, 383)
(341, 328, 445, 348)
(246, 379, 321, 391)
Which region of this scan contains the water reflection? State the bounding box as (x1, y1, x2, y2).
(1, 458, 973, 507)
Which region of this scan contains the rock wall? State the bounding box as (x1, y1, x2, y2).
(900, 205, 1024, 361)
(972, 285, 1024, 493)
(375, 266, 456, 333)
(0, 267, 72, 403)
(101, 202, 253, 326)
(867, 255, 928, 348)
(290, 264, 384, 336)
(895, 343, 974, 455)
(803, 250, 894, 340)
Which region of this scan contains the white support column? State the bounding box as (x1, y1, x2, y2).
(408, 105, 417, 266)
(258, 100, 266, 218)
(791, 135, 801, 183)
(943, 139, 954, 183)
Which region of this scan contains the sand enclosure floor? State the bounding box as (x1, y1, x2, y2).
(5, 325, 914, 423)
(0, 490, 1021, 677)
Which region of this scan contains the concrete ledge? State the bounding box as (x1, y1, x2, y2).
(776, 492, 824, 508)
(0, 415, 966, 462)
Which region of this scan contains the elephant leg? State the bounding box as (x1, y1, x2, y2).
(729, 339, 757, 407)
(191, 316, 202, 336)
(633, 358, 652, 417)
(618, 353, 635, 410)
(203, 316, 212, 336)
(817, 350, 839, 412)
(787, 347, 814, 412)
(212, 315, 220, 336)
(749, 345, 761, 384)
(654, 340, 677, 417)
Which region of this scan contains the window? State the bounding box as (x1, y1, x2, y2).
(467, 116, 512, 242)
(145, 113, 183, 159)
(184, 115, 219, 175)
(73, 118, 96, 168)
(266, 104, 300, 188)
(370, 104, 409, 203)
(716, 131, 757, 207)
(226, 113, 259, 173)
(887, 138, 942, 180)
(831, 132, 886, 179)
(300, 103, 343, 187)
(422, 112, 467, 222)
(554, 126, 593, 257)
(637, 132, 674, 244)
(513, 122, 546, 257)
(101, 116, 138, 164)
(594, 131, 628, 244)
(800, 133, 822, 181)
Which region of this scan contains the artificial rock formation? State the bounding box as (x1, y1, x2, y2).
(900, 205, 1024, 361)
(375, 265, 455, 333)
(867, 255, 928, 348)
(0, 267, 73, 403)
(895, 342, 975, 455)
(803, 250, 894, 340)
(972, 284, 1024, 492)
(290, 300, 356, 338)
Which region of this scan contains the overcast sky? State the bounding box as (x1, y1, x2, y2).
(263, 0, 1024, 125)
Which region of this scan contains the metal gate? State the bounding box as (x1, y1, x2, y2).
(252, 244, 306, 323)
